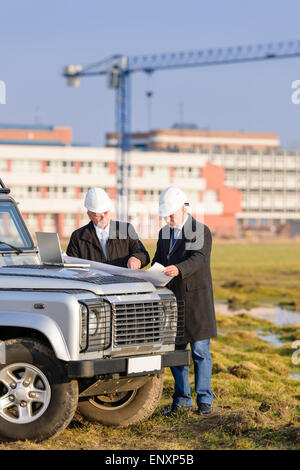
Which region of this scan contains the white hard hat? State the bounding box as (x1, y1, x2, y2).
(84, 187, 112, 213)
(158, 186, 187, 217)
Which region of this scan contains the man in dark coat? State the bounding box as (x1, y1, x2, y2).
(66, 187, 149, 269)
(152, 186, 217, 415)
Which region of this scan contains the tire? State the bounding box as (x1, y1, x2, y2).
(77, 374, 163, 427)
(0, 338, 78, 442)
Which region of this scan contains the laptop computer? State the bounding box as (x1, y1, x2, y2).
(36, 232, 89, 268)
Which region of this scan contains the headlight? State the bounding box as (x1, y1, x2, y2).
(79, 304, 88, 350)
(158, 294, 185, 344)
(79, 300, 111, 352)
(79, 304, 99, 337)
(163, 298, 178, 333)
(88, 310, 99, 336)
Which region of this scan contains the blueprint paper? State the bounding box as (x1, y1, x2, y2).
(62, 254, 173, 287)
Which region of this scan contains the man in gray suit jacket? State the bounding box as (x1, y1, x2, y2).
(152, 186, 217, 415)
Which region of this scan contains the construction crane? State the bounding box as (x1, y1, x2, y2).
(63, 39, 300, 221)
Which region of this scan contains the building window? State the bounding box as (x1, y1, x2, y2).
(10, 186, 28, 200)
(65, 214, 76, 227)
(27, 186, 40, 198)
(43, 214, 56, 232)
(46, 186, 75, 198)
(260, 219, 268, 227)
(144, 190, 160, 202)
(11, 160, 41, 173)
(174, 166, 199, 178)
(80, 161, 93, 174)
(248, 219, 256, 227)
(143, 166, 168, 177)
(46, 160, 61, 173)
(0, 158, 7, 171)
(62, 161, 76, 173)
(26, 214, 39, 234)
(203, 190, 218, 203)
(93, 162, 110, 174)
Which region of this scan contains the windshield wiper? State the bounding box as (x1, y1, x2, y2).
(0, 241, 23, 254)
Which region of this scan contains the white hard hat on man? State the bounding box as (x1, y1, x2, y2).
(84, 187, 112, 214)
(158, 186, 187, 218)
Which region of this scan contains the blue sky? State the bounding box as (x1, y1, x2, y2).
(0, 0, 300, 147)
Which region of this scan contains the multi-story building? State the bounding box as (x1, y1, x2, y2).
(2, 123, 300, 240)
(210, 148, 300, 230)
(106, 127, 300, 232)
(106, 128, 280, 152)
(0, 142, 242, 239)
(0, 123, 72, 145)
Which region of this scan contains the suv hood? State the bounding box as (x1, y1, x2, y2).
(0, 266, 156, 295)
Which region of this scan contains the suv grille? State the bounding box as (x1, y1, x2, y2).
(79, 296, 184, 353)
(112, 298, 184, 347)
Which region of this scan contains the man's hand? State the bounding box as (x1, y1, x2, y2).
(127, 256, 142, 270)
(164, 265, 179, 277)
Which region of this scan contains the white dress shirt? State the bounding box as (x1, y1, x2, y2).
(169, 214, 189, 252)
(94, 223, 110, 259)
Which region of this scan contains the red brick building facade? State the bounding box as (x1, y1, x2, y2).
(201, 163, 242, 235)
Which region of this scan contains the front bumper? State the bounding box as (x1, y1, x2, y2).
(68, 350, 191, 378)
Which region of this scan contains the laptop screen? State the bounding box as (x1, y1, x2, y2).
(36, 232, 64, 264)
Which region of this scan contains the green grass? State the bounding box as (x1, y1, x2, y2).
(210, 242, 300, 309)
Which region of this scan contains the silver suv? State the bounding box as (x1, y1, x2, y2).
(0, 180, 189, 442)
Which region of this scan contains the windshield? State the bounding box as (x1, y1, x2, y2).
(0, 201, 33, 251)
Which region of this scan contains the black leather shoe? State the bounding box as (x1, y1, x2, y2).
(196, 403, 212, 415)
(163, 405, 192, 416)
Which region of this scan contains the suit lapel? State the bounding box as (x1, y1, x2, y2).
(105, 238, 113, 261)
(168, 215, 192, 257)
(80, 221, 106, 259)
(161, 224, 172, 264)
(105, 220, 119, 261)
(168, 232, 184, 257)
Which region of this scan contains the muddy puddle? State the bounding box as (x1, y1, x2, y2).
(215, 302, 300, 381)
(290, 373, 300, 381)
(256, 330, 284, 347)
(215, 302, 300, 326)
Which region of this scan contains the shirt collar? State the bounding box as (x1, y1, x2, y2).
(94, 222, 110, 235)
(173, 213, 189, 232)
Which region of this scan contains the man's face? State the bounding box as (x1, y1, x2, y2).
(164, 206, 186, 228)
(87, 210, 111, 229)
